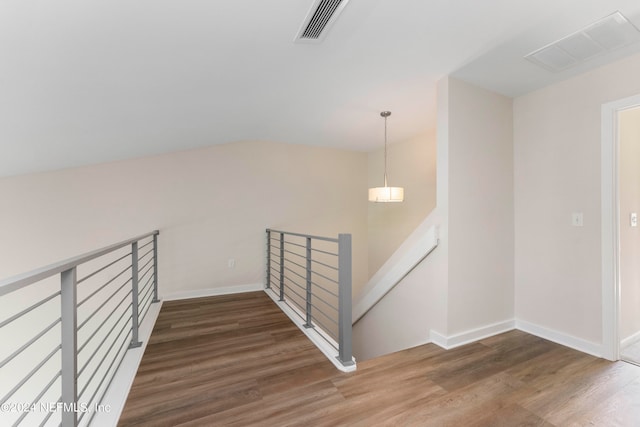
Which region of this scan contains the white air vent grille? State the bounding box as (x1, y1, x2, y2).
(525, 11, 640, 72)
(295, 0, 350, 43)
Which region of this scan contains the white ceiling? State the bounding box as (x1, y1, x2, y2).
(2, 0, 640, 177)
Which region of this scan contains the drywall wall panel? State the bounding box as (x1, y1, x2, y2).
(446, 77, 515, 335)
(367, 132, 436, 278)
(0, 140, 369, 297)
(514, 52, 640, 344)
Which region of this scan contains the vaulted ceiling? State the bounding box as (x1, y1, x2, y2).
(2, 0, 640, 177)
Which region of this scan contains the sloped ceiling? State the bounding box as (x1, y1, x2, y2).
(2, 0, 640, 177)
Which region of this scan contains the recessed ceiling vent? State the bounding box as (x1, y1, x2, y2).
(295, 0, 351, 43)
(525, 11, 640, 72)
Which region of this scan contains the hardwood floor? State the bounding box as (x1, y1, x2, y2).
(119, 292, 640, 426)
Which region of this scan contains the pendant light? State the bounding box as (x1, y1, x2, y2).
(368, 111, 404, 202)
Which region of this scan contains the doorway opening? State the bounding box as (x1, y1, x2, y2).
(601, 94, 640, 363)
(618, 106, 640, 365)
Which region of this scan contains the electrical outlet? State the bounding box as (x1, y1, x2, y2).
(631, 212, 638, 227)
(228, 259, 236, 268)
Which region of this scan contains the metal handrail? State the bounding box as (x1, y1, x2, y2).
(0, 230, 160, 427)
(0, 231, 158, 297)
(267, 229, 339, 243)
(351, 224, 439, 325)
(265, 228, 353, 369)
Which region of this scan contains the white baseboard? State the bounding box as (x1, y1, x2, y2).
(263, 288, 356, 373)
(430, 319, 515, 350)
(620, 329, 640, 349)
(430, 319, 603, 358)
(95, 301, 163, 427)
(429, 330, 447, 349)
(516, 319, 602, 358)
(163, 283, 264, 301)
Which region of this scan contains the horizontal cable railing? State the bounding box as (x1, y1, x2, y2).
(0, 231, 160, 427)
(265, 229, 354, 369)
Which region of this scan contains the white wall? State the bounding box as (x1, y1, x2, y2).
(353, 77, 514, 360)
(0, 140, 369, 297)
(357, 53, 640, 360)
(446, 77, 514, 334)
(620, 107, 640, 342)
(367, 132, 437, 278)
(514, 52, 640, 346)
(434, 76, 451, 337)
(353, 209, 445, 360)
(352, 82, 450, 361)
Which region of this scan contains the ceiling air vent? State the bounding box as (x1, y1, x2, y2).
(525, 11, 640, 72)
(295, 0, 351, 43)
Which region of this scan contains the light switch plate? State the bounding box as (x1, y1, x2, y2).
(572, 212, 584, 227)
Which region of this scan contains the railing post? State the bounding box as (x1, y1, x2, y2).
(130, 242, 142, 348)
(279, 233, 285, 301)
(152, 233, 160, 303)
(60, 267, 78, 427)
(337, 234, 354, 366)
(304, 237, 313, 328)
(266, 230, 271, 289)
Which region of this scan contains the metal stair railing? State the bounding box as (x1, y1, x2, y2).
(265, 229, 354, 369)
(0, 231, 160, 427)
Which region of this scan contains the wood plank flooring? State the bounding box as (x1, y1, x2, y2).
(119, 292, 640, 426)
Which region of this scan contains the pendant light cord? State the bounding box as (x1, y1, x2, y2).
(383, 114, 388, 187)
